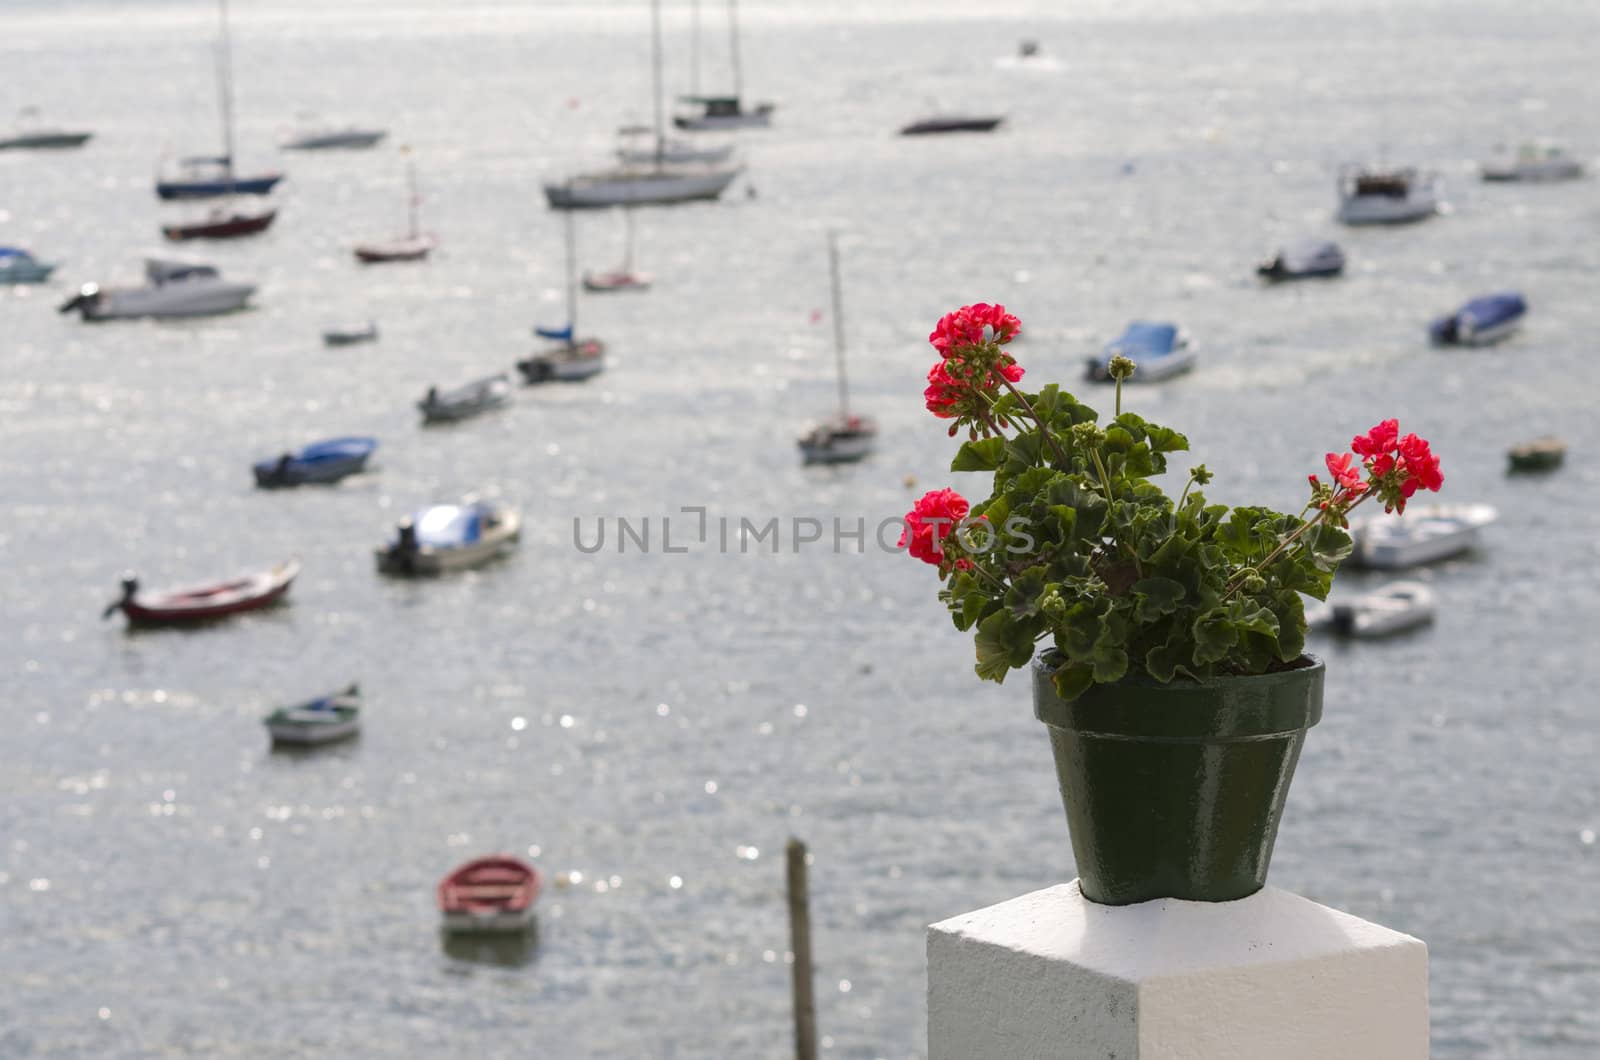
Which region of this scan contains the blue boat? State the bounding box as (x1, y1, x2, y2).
(156, 157, 284, 200)
(253, 436, 377, 488)
(1429, 292, 1527, 347)
(1086, 322, 1198, 383)
(0, 246, 56, 284)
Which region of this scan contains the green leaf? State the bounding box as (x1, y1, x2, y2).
(1050, 662, 1096, 701)
(974, 610, 1034, 683)
(1191, 609, 1239, 665)
(1005, 568, 1050, 620)
(1131, 576, 1186, 622)
(951, 436, 1007, 472)
(1092, 645, 1129, 683)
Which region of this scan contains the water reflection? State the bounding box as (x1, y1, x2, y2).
(440, 920, 541, 969)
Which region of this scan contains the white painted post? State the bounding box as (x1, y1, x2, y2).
(928, 881, 1428, 1060)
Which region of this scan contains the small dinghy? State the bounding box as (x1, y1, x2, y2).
(354, 150, 435, 263)
(418, 374, 512, 423)
(1481, 140, 1584, 183)
(322, 321, 378, 346)
(900, 115, 1005, 136)
(1429, 292, 1527, 347)
(264, 683, 361, 746)
(1086, 322, 1196, 383)
(1257, 239, 1345, 282)
(1307, 581, 1435, 639)
(1507, 436, 1566, 473)
(438, 856, 542, 935)
(1350, 503, 1496, 570)
(162, 201, 277, 241)
(102, 558, 299, 625)
(1336, 165, 1439, 225)
(376, 499, 521, 575)
(0, 247, 56, 284)
(253, 436, 377, 488)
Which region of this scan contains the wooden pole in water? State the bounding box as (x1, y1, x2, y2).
(787, 837, 818, 1060)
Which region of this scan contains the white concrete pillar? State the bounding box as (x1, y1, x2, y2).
(928, 881, 1427, 1060)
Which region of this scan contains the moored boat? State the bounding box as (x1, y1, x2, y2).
(900, 115, 1005, 136)
(162, 201, 277, 241)
(519, 337, 606, 382)
(544, 166, 741, 209)
(280, 119, 387, 151)
(438, 856, 542, 935)
(581, 207, 651, 292)
(1349, 503, 1496, 570)
(418, 374, 512, 423)
(376, 500, 521, 575)
(0, 247, 56, 284)
(798, 233, 875, 465)
(264, 684, 361, 746)
(1086, 322, 1196, 383)
(102, 558, 299, 625)
(1429, 291, 1526, 347)
(253, 436, 377, 488)
(353, 149, 434, 262)
(1257, 239, 1345, 282)
(0, 107, 92, 150)
(1481, 140, 1584, 182)
(1307, 581, 1435, 639)
(672, 0, 774, 131)
(1335, 165, 1439, 225)
(1507, 436, 1565, 473)
(323, 321, 378, 346)
(58, 258, 256, 320)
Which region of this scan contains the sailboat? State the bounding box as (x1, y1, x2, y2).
(674, 0, 775, 130)
(353, 149, 436, 263)
(518, 211, 606, 383)
(155, 0, 284, 200)
(798, 233, 876, 465)
(582, 208, 652, 292)
(543, 0, 741, 209)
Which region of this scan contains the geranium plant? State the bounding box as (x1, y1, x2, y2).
(904, 304, 1443, 701)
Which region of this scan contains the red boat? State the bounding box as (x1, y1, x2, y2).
(162, 206, 278, 242)
(353, 234, 436, 264)
(437, 856, 541, 934)
(102, 558, 299, 625)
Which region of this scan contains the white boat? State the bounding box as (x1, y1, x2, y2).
(1335, 165, 1440, 225)
(1087, 322, 1197, 383)
(546, 0, 742, 208)
(0, 107, 92, 150)
(521, 211, 607, 383)
(0, 247, 56, 284)
(58, 258, 255, 320)
(280, 118, 387, 151)
(418, 374, 512, 423)
(1349, 503, 1496, 570)
(1257, 239, 1345, 282)
(264, 684, 362, 745)
(672, 0, 774, 130)
(1481, 140, 1584, 183)
(1307, 581, 1435, 639)
(354, 149, 435, 262)
(376, 499, 521, 575)
(615, 125, 734, 166)
(798, 233, 876, 465)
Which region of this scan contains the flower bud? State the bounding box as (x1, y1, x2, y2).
(1107, 355, 1137, 382)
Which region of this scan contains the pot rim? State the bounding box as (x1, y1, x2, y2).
(1033, 653, 1324, 741)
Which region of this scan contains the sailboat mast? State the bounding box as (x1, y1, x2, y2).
(650, 0, 665, 169)
(690, 0, 701, 98)
(406, 154, 419, 239)
(216, 0, 236, 179)
(728, 0, 743, 101)
(565, 209, 578, 339)
(623, 208, 635, 273)
(827, 232, 848, 417)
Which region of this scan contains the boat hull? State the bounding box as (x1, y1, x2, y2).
(1482, 160, 1583, 182)
(155, 173, 284, 200)
(0, 261, 56, 284)
(0, 131, 92, 150)
(266, 715, 360, 745)
(517, 340, 606, 383)
(438, 856, 541, 936)
(544, 167, 740, 209)
(900, 117, 1005, 135)
(162, 210, 277, 241)
(323, 326, 378, 346)
(75, 280, 256, 320)
(1336, 194, 1437, 225)
(113, 559, 299, 625)
(281, 130, 387, 150)
(376, 511, 521, 576)
(354, 236, 435, 263)
(673, 110, 773, 131)
(254, 453, 372, 488)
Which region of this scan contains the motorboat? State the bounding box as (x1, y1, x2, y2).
(0, 107, 92, 150)
(1481, 140, 1584, 182)
(253, 436, 377, 488)
(161, 200, 277, 241)
(376, 499, 521, 575)
(438, 856, 542, 935)
(353, 150, 435, 262)
(0, 247, 56, 284)
(1335, 165, 1439, 225)
(1349, 503, 1496, 569)
(615, 125, 734, 167)
(798, 233, 875, 465)
(280, 119, 387, 151)
(1086, 322, 1197, 383)
(418, 374, 512, 423)
(671, 0, 774, 131)
(1257, 239, 1345, 281)
(323, 321, 378, 346)
(1429, 292, 1526, 347)
(58, 258, 256, 320)
(1306, 581, 1435, 639)
(900, 115, 1006, 136)
(544, 165, 740, 209)
(581, 206, 651, 292)
(101, 558, 299, 625)
(264, 684, 361, 746)
(1507, 436, 1565, 473)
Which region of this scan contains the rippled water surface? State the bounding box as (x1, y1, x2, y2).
(4, 0, 1600, 1056)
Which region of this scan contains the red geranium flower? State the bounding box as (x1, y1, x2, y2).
(1352, 419, 1400, 459)
(929, 303, 1021, 357)
(900, 488, 970, 567)
(1398, 433, 1443, 492)
(1324, 452, 1364, 492)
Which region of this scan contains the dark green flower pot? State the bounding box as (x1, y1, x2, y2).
(1033, 655, 1323, 905)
